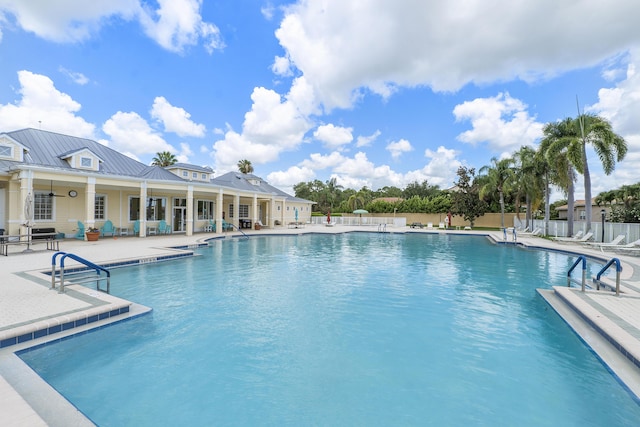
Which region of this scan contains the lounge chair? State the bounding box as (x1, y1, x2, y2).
(551, 230, 583, 242)
(555, 231, 593, 244)
(409, 222, 423, 229)
(519, 227, 542, 236)
(583, 234, 625, 248)
(426, 222, 434, 229)
(100, 220, 116, 237)
(438, 222, 446, 229)
(158, 219, 171, 234)
(74, 221, 85, 240)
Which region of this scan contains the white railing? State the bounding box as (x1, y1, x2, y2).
(514, 218, 640, 244)
(310, 216, 406, 227)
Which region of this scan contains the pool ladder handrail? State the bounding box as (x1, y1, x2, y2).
(593, 257, 622, 296)
(51, 251, 111, 294)
(228, 223, 250, 239)
(567, 255, 622, 296)
(567, 255, 587, 291)
(377, 223, 387, 233)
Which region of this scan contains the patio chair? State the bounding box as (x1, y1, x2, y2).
(583, 234, 625, 249)
(75, 221, 85, 240)
(551, 230, 584, 242)
(100, 220, 116, 237)
(158, 219, 171, 234)
(133, 220, 140, 236)
(556, 231, 593, 244)
(222, 220, 233, 231)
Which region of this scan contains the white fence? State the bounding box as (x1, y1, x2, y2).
(514, 218, 640, 244)
(310, 216, 407, 227)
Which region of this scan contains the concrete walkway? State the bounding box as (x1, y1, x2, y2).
(2, 225, 640, 424)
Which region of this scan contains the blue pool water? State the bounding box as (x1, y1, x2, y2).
(19, 233, 640, 426)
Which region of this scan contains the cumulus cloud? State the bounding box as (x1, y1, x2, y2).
(138, 0, 223, 54)
(212, 77, 316, 173)
(151, 96, 206, 137)
(386, 138, 412, 159)
(313, 124, 353, 150)
(275, 0, 640, 110)
(267, 165, 316, 194)
(356, 130, 380, 147)
(0, 0, 222, 53)
(0, 70, 95, 137)
(453, 93, 543, 154)
(102, 111, 174, 156)
(58, 66, 89, 85)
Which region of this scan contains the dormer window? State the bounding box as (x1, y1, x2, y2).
(192, 172, 197, 179)
(182, 171, 188, 177)
(0, 144, 11, 158)
(81, 157, 92, 168)
(201, 173, 207, 180)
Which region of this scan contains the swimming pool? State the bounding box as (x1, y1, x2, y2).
(19, 233, 640, 425)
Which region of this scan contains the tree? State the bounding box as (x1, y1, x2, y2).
(151, 151, 177, 167)
(573, 113, 627, 230)
(451, 166, 487, 227)
(237, 159, 254, 174)
(513, 146, 545, 232)
(539, 118, 579, 237)
(479, 157, 515, 228)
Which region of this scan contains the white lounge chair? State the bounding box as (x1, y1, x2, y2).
(438, 222, 446, 229)
(551, 230, 583, 242)
(583, 234, 625, 248)
(519, 227, 542, 236)
(556, 231, 593, 244)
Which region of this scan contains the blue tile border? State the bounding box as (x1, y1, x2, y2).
(0, 306, 132, 350)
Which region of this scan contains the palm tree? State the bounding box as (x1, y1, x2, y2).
(573, 113, 627, 230)
(513, 146, 544, 231)
(237, 159, 254, 174)
(151, 151, 177, 167)
(479, 157, 515, 228)
(539, 118, 580, 237)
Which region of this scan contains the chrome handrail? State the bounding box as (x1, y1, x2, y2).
(51, 251, 111, 294)
(593, 258, 622, 296)
(567, 255, 587, 291)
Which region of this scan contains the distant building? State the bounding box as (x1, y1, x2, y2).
(555, 199, 611, 220)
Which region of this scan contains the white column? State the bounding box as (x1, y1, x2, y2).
(270, 198, 276, 227)
(234, 193, 240, 229)
(19, 170, 34, 235)
(85, 177, 96, 230)
(139, 182, 147, 237)
(252, 194, 258, 226)
(217, 191, 223, 234)
(186, 185, 193, 236)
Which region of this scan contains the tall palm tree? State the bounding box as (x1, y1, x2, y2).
(479, 157, 515, 228)
(151, 151, 177, 167)
(573, 113, 627, 230)
(513, 146, 544, 231)
(237, 159, 254, 174)
(539, 118, 579, 237)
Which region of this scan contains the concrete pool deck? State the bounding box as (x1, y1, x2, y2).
(2, 225, 640, 424)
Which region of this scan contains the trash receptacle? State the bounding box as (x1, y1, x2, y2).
(254, 223, 261, 230)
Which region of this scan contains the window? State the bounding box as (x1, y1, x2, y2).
(81, 157, 92, 167)
(579, 210, 586, 220)
(197, 200, 215, 220)
(192, 172, 198, 179)
(239, 204, 249, 218)
(201, 173, 207, 180)
(0, 145, 11, 158)
(128, 197, 166, 221)
(182, 171, 188, 177)
(34, 192, 53, 220)
(94, 195, 106, 220)
(146, 197, 166, 221)
(229, 204, 234, 218)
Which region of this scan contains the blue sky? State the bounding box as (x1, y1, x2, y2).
(1, 1, 639, 200)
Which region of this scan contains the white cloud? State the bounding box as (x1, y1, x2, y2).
(275, 0, 640, 110)
(267, 165, 316, 194)
(356, 130, 380, 147)
(0, 0, 222, 53)
(138, 0, 223, 54)
(300, 151, 345, 170)
(386, 138, 412, 159)
(212, 78, 316, 173)
(58, 67, 89, 85)
(0, 0, 140, 42)
(313, 124, 353, 150)
(453, 93, 543, 153)
(272, 55, 293, 77)
(102, 111, 174, 156)
(0, 70, 95, 137)
(151, 96, 206, 137)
